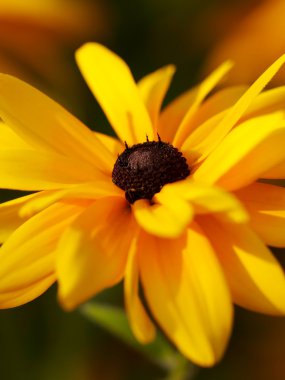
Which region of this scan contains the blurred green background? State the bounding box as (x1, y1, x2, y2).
(1, 0, 285, 379)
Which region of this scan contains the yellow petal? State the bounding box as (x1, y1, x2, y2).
(184, 86, 248, 132)
(57, 197, 133, 310)
(262, 159, 285, 179)
(0, 202, 84, 308)
(0, 275, 55, 309)
(133, 197, 193, 238)
(94, 131, 124, 157)
(200, 216, 285, 315)
(0, 74, 114, 173)
(0, 148, 105, 190)
(157, 86, 198, 143)
(157, 180, 248, 224)
(181, 110, 227, 164)
(158, 77, 238, 144)
(76, 43, 154, 145)
(138, 223, 232, 366)
(181, 87, 248, 156)
(19, 180, 123, 218)
(193, 112, 285, 191)
(0, 191, 50, 242)
(0, 121, 30, 149)
(242, 86, 285, 121)
(173, 60, 233, 147)
(137, 65, 175, 131)
(124, 233, 156, 344)
(183, 86, 285, 161)
(193, 54, 285, 162)
(235, 182, 285, 247)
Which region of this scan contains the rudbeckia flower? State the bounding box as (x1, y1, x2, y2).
(1, 43, 285, 367)
(205, 0, 285, 86)
(0, 0, 109, 98)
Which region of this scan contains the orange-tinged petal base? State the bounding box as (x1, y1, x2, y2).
(57, 197, 134, 310)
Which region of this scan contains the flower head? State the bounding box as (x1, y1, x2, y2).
(1, 43, 285, 367)
(0, 0, 109, 94)
(205, 0, 285, 85)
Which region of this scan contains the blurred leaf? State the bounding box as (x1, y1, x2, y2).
(80, 301, 187, 372)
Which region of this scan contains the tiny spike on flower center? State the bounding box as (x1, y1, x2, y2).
(112, 138, 190, 204)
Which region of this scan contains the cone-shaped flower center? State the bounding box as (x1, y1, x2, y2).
(112, 139, 190, 203)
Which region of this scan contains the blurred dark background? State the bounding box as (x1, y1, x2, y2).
(1, 0, 285, 379)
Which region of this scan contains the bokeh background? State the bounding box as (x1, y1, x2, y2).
(1, 0, 285, 379)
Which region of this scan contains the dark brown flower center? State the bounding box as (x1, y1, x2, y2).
(112, 138, 190, 204)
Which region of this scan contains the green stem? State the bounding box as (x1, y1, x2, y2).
(164, 357, 198, 380)
(81, 302, 199, 380)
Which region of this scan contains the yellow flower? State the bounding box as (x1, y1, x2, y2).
(0, 0, 109, 95)
(205, 0, 285, 86)
(1, 43, 285, 367)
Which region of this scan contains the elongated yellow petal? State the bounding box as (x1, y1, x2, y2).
(133, 197, 193, 238)
(183, 86, 285, 161)
(158, 76, 239, 144)
(162, 85, 244, 151)
(0, 202, 85, 308)
(0, 121, 30, 149)
(76, 43, 154, 145)
(194, 55, 285, 162)
(184, 86, 248, 132)
(0, 275, 55, 309)
(124, 234, 156, 343)
(173, 61, 233, 147)
(157, 86, 198, 143)
(182, 110, 227, 165)
(157, 180, 248, 224)
(193, 112, 285, 190)
(241, 86, 285, 121)
(200, 216, 285, 315)
(181, 87, 248, 155)
(57, 197, 133, 310)
(235, 182, 285, 247)
(94, 131, 124, 157)
(0, 148, 105, 190)
(262, 159, 285, 179)
(138, 65, 175, 131)
(0, 191, 51, 242)
(0, 74, 114, 173)
(138, 224, 232, 366)
(19, 180, 123, 218)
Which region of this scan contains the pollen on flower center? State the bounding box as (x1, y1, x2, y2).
(112, 138, 190, 204)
